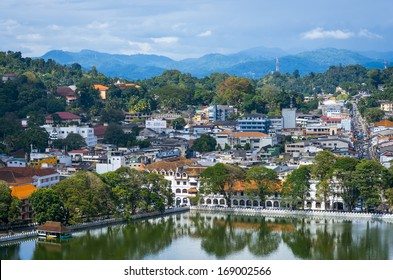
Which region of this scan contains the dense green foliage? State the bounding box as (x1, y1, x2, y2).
(1, 51, 393, 154)
(0, 183, 21, 224)
(191, 134, 217, 153)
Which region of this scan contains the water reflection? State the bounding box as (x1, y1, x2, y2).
(1, 212, 392, 260)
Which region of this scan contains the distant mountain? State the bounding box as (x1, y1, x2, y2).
(40, 47, 391, 80)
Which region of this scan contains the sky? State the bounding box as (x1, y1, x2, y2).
(0, 0, 392, 60)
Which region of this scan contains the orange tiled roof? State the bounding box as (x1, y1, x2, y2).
(224, 180, 281, 192)
(94, 84, 109, 91)
(145, 158, 196, 172)
(374, 119, 393, 127)
(125, 83, 141, 89)
(11, 184, 37, 200)
(232, 132, 269, 138)
(217, 130, 233, 135)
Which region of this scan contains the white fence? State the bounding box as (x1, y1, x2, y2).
(190, 206, 393, 221)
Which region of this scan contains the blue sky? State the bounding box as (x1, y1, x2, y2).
(0, 0, 392, 59)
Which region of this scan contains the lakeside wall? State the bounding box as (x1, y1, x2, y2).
(191, 206, 393, 222)
(0, 207, 189, 244)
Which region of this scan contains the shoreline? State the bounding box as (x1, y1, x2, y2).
(190, 206, 393, 222)
(2, 206, 393, 245)
(0, 207, 189, 245)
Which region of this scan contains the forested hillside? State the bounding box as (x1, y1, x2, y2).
(1, 50, 393, 153)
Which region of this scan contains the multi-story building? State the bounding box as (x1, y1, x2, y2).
(207, 104, 235, 122)
(282, 108, 296, 129)
(231, 132, 274, 150)
(0, 167, 60, 188)
(144, 159, 206, 206)
(11, 184, 37, 221)
(237, 113, 271, 133)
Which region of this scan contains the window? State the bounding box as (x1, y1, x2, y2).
(177, 181, 180, 185)
(182, 189, 187, 193)
(183, 181, 187, 185)
(176, 189, 181, 193)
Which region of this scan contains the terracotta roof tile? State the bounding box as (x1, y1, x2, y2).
(374, 119, 393, 127)
(145, 158, 196, 172)
(11, 184, 37, 200)
(232, 132, 269, 138)
(94, 84, 109, 91)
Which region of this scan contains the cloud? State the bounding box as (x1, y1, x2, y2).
(301, 27, 354, 39)
(87, 21, 110, 30)
(358, 29, 383, 39)
(198, 30, 212, 37)
(16, 33, 42, 41)
(150, 37, 178, 44)
(127, 40, 153, 54)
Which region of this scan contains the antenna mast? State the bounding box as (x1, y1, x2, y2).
(275, 56, 279, 72)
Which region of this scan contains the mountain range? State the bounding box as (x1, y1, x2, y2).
(40, 47, 393, 80)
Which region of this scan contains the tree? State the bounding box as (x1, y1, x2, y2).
(142, 172, 173, 213)
(333, 157, 360, 211)
(281, 165, 311, 209)
(191, 134, 217, 153)
(104, 123, 127, 146)
(216, 76, 255, 110)
(200, 163, 246, 207)
(64, 132, 86, 150)
(364, 108, 385, 123)
(352, 160, 388, 212)
(0, 183, 21, 224)
(245, 166, 280, 203)
(53, 171, 115, 223)
(102, 167, 145, 218)
(311, 150, 337, 210)
(29, 188, 66, 224)
(172, 117, 187, 130)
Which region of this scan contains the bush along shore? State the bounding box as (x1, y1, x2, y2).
(0, 206, 189, 244)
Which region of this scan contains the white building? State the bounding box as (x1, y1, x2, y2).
(282, 108, 296, 129)
(96, 152, 127, 174)
(42, 125, 97, 146)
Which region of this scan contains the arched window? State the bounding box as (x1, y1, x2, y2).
(182, 189, 187, 193)
(183, 198, 188, 203)
(253, 200, 259, 206)
(240, 200, 245, 206)
(273, 201, 279, 207)
(233, 199, 239, 206)
(315, 202, 321, 209)
(213, 199, 218, 205)
(176, 188, 181, 193)
(206, 199, 212, 204)
(260, 201, 265, 207)
(200, 198, 205, 204)
(246, 200, 251, 206)
(306, 201, 312, 208)
(306, 192, 311, 198)
(219, 199, 225, 205)
(266, 201, 272, 207)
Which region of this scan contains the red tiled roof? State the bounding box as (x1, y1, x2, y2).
(0, 167, 57, 186)
(45, 112, 81, 120)
(93, 126, 107, 137)
(56, 86, 76, 97)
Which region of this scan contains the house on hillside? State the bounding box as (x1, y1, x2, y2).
(0, 167, 60, 188)
(11, 184, 37, 221)
(45, 112, 82, 125)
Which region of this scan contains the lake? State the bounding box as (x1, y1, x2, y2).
(1, 211, 393, 260)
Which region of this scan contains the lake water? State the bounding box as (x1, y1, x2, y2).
(1, 211, 393, 260)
